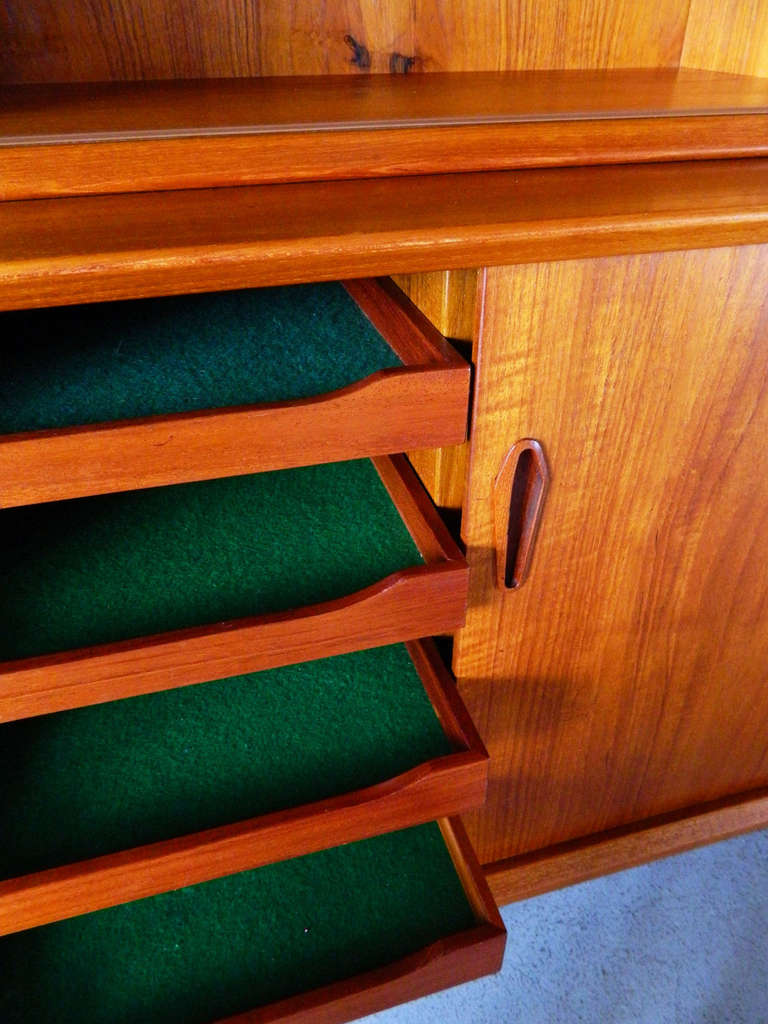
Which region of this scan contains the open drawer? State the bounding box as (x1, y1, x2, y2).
(0, 454, 467, 720)
(0, 819, 506, 1024)
(0, 640, 487, 934)
(0, 277, 469, 507)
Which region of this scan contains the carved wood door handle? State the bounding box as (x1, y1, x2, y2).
(493, 439, 550, 589)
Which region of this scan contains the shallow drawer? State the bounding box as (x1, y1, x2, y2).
(0, 454, 467, 720)
(0, 278, 469, 507)
(0, 819, 505, 1024)
(0, 640, 487, 934)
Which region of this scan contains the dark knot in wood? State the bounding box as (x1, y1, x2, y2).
(344, 34, 371, 70)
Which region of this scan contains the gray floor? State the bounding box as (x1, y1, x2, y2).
(362, 828, 768, 1024)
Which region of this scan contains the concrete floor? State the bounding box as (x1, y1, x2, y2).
(362, 827, 768, 1024)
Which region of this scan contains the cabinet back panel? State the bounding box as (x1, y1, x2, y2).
(682, 0, 768, 76)
(455, 246, 768, 864)
(1, 0, 693, 83)
(394, 269, 478, 510)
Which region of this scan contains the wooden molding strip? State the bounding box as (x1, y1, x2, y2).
(484, 785, 768, 906)
(2, 71, 768, 199)
(0, 279, 470, 508)
(0, 457, 468, 722)
(3, 115, 767, 202)
(0, 644, 488, 936)
(2, 159, 767, 312)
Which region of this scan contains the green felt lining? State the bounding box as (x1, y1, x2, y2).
(0, 644, 452, 879)
(0, 283, 402, 434)
(0, 458, 423, 661)
(0, 823, 477, 1024)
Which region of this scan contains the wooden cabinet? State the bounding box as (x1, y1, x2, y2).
(2, 1, 768, 1015)
(448, 245, 768, 896)
(4, 167, 768, 1022)
(3, 163, 768, 1022)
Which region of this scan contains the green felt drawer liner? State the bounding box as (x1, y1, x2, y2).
(0, 458, 423, 662)
(0, 823, 476, 1024)
(0, 282, 402, 434)
(0, 644, 452, 879)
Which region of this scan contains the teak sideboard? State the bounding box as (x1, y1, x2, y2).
(1, 2, 768, 1021)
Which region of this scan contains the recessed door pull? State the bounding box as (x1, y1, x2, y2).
(493, 438, 550, 590)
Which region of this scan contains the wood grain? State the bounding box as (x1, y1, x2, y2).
(0, 0, 691, 82)
(395, 269, 477, 510)
(455, 247, 768, 865)
(1, 757, 487, 935)
(682, 0, 768, 76)
(0, 0, 411, 82)
(7, 71, 768, 140)
(393, 270, 478, 344)
(0, 641, 488, 935)
(437, 818, 504, 932)
(0, 279, 469, 508)
(0, 456, 468, 722)
(0, 0, 263, 82)
(3, 159, 768, 313)
(254, 2, 415, 78)
(4, 71, 768, 198)
(7, 118, 768, 201)
(408, 0, 690, 73)
(485, 786, 768, 905)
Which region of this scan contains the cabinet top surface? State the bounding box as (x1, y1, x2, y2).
(2, 69, 768, 144)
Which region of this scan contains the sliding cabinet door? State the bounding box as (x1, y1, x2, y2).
(455, 247, 768, 865)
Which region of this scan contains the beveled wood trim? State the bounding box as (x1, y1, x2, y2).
(0, 758, 485, 936)
(485, 786, 768, 906)
(2, 71, 767, 199)
(0, 457, 468, 722)
(219, 818, 505, 1024)
(2, 159, 767, 312)
(0, 644, 488, 936)
(0, 278, 470, 508)
(5, 116, 767, 202)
